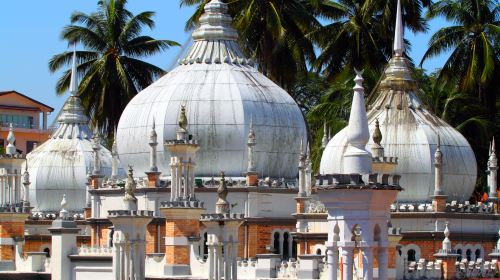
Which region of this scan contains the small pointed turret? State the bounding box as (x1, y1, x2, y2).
(22, 160, 30, 207)
(247, 117, 256, 173)
(434, 135, 444, 196)
(442, 221, 451, 251)
(60, 194, 68, 219)
(298, 139, 307, 197)
(177, 105, 189, 141)
(6, 123, 17, 155)
(111, 129, 119, 180)
(69, 45, 78, 96)
(92, 130, 102, 176)
(371, 118, 385, 157)
(343, 69, 372, 174)
(123, 166, 138, 210)
(393, 0, 404, 57)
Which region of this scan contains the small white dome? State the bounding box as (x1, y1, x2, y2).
(26, 95, 114, 212)
(320, 56, 477, 202)
(116, 0, 306, 178)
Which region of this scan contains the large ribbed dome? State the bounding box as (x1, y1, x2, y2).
(320, 56, 477, 202)
(116, 0, 306, 178)
(26, 50, 114, 212)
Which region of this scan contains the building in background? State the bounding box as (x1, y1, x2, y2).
(0, 90, 53, 153)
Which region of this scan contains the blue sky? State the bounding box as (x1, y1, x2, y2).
(0, 1, 451, 124)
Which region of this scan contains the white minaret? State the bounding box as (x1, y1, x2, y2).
(393, 0, 404, 57)
(298, 139, 307, 197)
(6, 123, 17, 155)
(22, 161, 30, 207)
(442, 221, 451, 251)
(247, 117, 256, 174)
(92, 130, 102, 176)
(342, 69, 372, 174)
(111, 131, 119, 180)
(305, 146, 312, 196)
(488, 138, 498, 200)
(149, 119, 158, 172)
(434, 135, 444, 196)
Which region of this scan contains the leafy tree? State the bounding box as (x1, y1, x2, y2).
(49, 0, 179, 136)
(181, 0, 325, 90)
(421, 0, 500, 124)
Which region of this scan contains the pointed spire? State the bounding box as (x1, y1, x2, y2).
(92, 129, 102, 176)
(23, 160, 30, 185)
(123, 166, 138, 210)
(69, 44, 78, 96)
(488, 136, 498, 200)
(393, 0, 404, 57)
(343, 69, 372, 174)
(149, 119, 159, 172)
(6, 123, 17, 155)
(298, 138, 307, 197)
(111, 128, 119, 180)
(373, 119, 382, 146)
(434, 134, 444, 196)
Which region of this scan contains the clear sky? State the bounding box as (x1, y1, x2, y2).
(0, 1, 451, 124)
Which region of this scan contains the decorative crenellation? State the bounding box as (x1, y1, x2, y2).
(315, 173, 402, 190)
(200, 212, 244, 221)
(391, 200, 496, 213)
(107, 209, 153, 218)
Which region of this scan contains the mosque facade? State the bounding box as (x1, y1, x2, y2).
(0, 0, 498, 279)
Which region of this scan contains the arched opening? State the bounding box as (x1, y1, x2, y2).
(43, 247, 50, 258)
(283, 232, 290, 259)
(316, 248, 322, 255)
(203, 232, 208, 260)
(457, 249, 462, 261)
(107, 227, 114, 248)
(273, 232, 280, 254)
(466, 249, 472, 261)
(407, 249, 416, 262)
(474, 249, 481, 260)
(373, 224, 381, 242)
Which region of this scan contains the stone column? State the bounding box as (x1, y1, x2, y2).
(325, 241, 339, 280)
(340, 245, 355, 280)
(170, 159, 177, 201)
(378, 246, 389, 280)
(362, 245, 374, 280)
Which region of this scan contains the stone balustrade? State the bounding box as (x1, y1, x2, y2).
(76, 245, 112, 256)
(391, 201, 495, 213)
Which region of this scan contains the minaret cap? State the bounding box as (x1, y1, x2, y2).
(69, 44, 78, 96)
(393, 0, 405, 56)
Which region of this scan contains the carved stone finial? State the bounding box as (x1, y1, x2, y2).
(216, 171, 230, 214)
(178, 105, 188, 131)
(124, 165, 137, 202)
(442, 221, 451, 251)
(23, 160, 30, 185)
(321, 122, 328, 149)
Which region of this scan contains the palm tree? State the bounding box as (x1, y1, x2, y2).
(181, 0, 324, 90)
(49, 0, 179, 136)
(314, 0, 429, 81)
(420, 0, 500, 123)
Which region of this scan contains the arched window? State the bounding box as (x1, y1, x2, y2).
(283, 232, 290, 259)
(107, 227, 114, 248)
(475, 249, 481, 260)
(43, 248, 50, 258)
(407, 249, 416, 262)
(316, 248, 322, 255)
(292, 240, 297, 259)
(273, 232, 280, 254)
(457, 249, 462, 261)
(466, 249, 472, 261)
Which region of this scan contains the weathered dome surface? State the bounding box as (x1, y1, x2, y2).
(26, 95, 113, 212)
(117, 0, 306, 178)
(320, 56, 477, 202)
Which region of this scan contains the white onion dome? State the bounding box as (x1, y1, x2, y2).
(116, 0, 306, 178)
(320, 56, 477, 202)
(25, 49, 114, 212)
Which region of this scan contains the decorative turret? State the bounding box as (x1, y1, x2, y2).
(434, 221, 459, 279)
(6, 123, 16, 155)
(246, 117, 258, 186)
(342, 69, 372, 174)
(432, 135, 448, 212)
(91, 130, 102, 179)
(145, 120, 162, 187)
(59, 194, 68, 219)
(371, 119, 398, 174)
(371, 119, 384, 157)
(177, 105, 188, 141)
(216, 171, 230, 214)
(22, 160, 30, 208)
(488, 137, 498, 202)
(298, 139, 307, 197)
(305, 147, 312, 196)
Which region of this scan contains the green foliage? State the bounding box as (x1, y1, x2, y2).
(49, 0, 179, 136)
(0, 146, 5, 155)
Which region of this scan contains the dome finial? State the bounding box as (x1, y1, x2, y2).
(69, 44, 78, 96)
(6, 123, 17, 155)
(373, 118, 382, 146)
(393, 0, 404, 57)
(442, 221, 451, 251)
